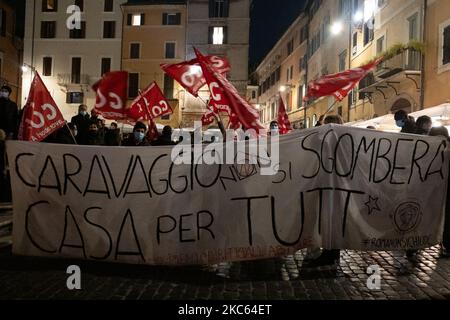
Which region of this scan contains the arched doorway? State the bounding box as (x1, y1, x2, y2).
(390, 98, 412, 113)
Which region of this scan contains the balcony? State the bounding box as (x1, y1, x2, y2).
(57, 74, 91, 86)
(359, 49, 422, 101)
(375, 49, 422, 79)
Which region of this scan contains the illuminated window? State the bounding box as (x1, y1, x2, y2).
(127, 14, 145, 26)
(42, 0, 57, 12)
(213, 27, 224, 45)
(133, 14, 141, 26)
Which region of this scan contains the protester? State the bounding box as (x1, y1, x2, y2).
(90, 109, 99, 123)
(315, 115, 325, 127)
(43, 122, 76, 145)
(86, 121, 104, 146)
(324, 114, 344, 125)
(152, 126, 176, 146)
(0, 129, 11, 202)
(394, 110, 416, 134)
(71, 104, 90, 144)
(429, 126, 450, 258)
(96, 118, 107, 142)
(269, 121, 279, 136)
(0, 85, 19, 139)
(122, 122, 150, 146)
(104, 122, 121, 146)
(415, 115, 432, 135)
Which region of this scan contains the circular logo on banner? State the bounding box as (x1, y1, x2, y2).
(391, 201, 423, 233)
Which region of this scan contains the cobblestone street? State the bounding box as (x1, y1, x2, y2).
(1, 242, 450, 300)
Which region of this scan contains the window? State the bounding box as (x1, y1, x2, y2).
(290, 65, 293, 80)
(443, 26, 450, 65)
(209, 26, 227, 45)
(286, 67, 290, 82)
(339, 0, 350, 16)
(165, 42, 176, 58)
(0, 9, 6, 37)
(130, 43, 140, 59)
(66, 92, 84, 104)
(352, 32, 358, 54)
(104, 0, 113, 12)
(300, 25, 308, 44)
(71, 57, 81, 84)
(275, 67, 281, 82)
(43, 57, 52, 76)
(363, 20, 374, 46)
(42, 0, 57, 12)
(376, 36, 385, 54)
(339, 50, 347, 72)
(101, 58, 111, 76)
(128, 73, 139, 98)
(163, 13, 181, 25)
(408, 13, 418, 41)
(287, 39, 294, 55)
(41, 21, 56, 38)
(74, 0, 83, 11)
(164, 74, 174, 99)
(322, 15, 330, 43)
(127, 14, 145, 26)
(69, 21, 85, 38)
(209, 0, 229, 18)
(297, 85, 303, 109)
(103, 21, 116, 38)
(251, 90, 256, 100)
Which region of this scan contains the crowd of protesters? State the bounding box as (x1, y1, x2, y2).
(1, 89, 449, 261)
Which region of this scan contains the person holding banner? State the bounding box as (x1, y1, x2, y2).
(152, 126, 176, 146)
(122, 121, 150, 146)
(71, 105, 91, 145)
(0, 85, 19, 140)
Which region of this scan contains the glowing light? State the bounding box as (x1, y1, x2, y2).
(330, 22, 343, 35)
(353, 11, 363, 23)
(21, 65, 29, 72)
(279, 85, 286, 92)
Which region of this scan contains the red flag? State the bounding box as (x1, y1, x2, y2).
(18, 73, 66, 142)
(161, 55, 230, 97)
(147, 119, 160, 143)
(304, 58, 382, 102)
(277, 97, 292, 135)
(194, 48, 264, 135)
(92, 71, 128, 120)
(127, 82, 172, 122)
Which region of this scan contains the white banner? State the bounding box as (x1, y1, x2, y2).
(7, 125, 449, 265)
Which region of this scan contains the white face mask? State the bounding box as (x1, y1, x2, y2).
(0, 92, 9, 99)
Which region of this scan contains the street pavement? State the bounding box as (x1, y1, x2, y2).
(0, 236, 450, 300)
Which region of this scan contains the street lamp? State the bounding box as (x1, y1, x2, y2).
(330, 22, 344, 35)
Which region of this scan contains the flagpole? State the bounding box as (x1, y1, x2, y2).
(324, 99, 339, 116)
(65, 122, 78, 144)
(197, 95, 226, 139)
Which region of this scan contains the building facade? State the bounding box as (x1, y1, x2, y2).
(183, 0, 251, 127)
(0, 0, 23, 104)
(121, 0, 186, 128)
(423, 0, 450, 107)
(256, 0, 450, 126)
(22, 0, 126, 119)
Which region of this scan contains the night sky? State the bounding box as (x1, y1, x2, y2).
(249, 0, 306, 69)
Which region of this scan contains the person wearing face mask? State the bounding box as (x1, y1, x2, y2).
(104, 122, 121, 146)
(394, 110, 416, 134)
(0, 85, 19, 139)
(71, 104, 91, 145)
(123, 122, 150, 146)
(269, 121, 279, 136)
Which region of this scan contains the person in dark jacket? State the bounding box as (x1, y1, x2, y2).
(415, 115, 432, 135)
(122, 122, 150, 146)
(152, 126, 176, 146)
(71, 104, 90, 145)
(104, 122, 121, 146)
(394, 110, 416, 134)
(0, 85, 19, 139)
(86, 122, 104, 146)
(43, 122, 76, 145)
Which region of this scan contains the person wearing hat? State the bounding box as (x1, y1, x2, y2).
(122, 121, 150, 146)
(0, 85, 19, 139)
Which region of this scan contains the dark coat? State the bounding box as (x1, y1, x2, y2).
(71, 113, 91, 144)
(0, 98, 19, 138)
(122, 136, 150, 147)
(104, 128, 121, 146)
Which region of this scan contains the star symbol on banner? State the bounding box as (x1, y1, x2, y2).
(365, 196, 381, 215)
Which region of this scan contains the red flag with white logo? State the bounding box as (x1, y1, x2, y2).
(161, 55, 230, 97)
(127, 82, 172, 122)
(194, 48, 264, 135)
(92, 71, 128, 120)
(277, 96, 292, 135)
(18, 72, 66, 142)
(304, 58, 382, 102)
